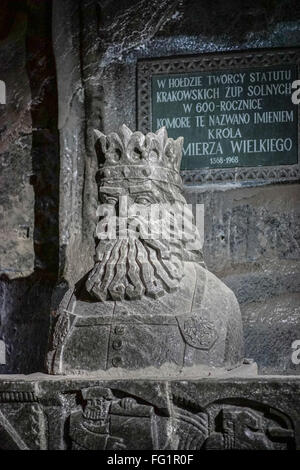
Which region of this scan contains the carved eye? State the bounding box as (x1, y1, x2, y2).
(103, 196, 118, 205)
(135, 196, 151, 205)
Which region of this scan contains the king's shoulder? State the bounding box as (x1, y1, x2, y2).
(189, 262, 239, 310)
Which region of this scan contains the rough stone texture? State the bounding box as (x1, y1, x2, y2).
(0, 2, 34, 278)
(184, 184, 300, 374)
(0, 1, 59, 373)
(0, 1, 59, 278)
(242, 294, 300, 375)
(47, 126, 244, 375)
(0, 374, 298, 450)
(0, 275, 52, 375)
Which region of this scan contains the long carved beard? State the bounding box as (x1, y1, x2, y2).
(85, 216, 184, 302)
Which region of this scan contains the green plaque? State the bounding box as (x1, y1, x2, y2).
(151, 66, 298, 170)
(138, 49, 300, 184)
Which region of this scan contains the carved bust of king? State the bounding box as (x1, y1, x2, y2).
(47, 125, 244, 375)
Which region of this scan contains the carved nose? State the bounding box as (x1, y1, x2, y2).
(115, 197, 128, 218)
(115, 205, 127, 218)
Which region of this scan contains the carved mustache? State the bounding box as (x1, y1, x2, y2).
(95, 210, 190, 242)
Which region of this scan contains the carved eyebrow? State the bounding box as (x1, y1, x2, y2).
(129, 182, 152, 194)
(99, 186, 124, 195)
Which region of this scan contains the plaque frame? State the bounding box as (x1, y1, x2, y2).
(137, 48, 300, 186)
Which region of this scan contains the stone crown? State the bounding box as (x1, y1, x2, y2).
(94, 125, 183, 188)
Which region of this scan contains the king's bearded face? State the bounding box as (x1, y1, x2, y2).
(85, 179, 196, 302)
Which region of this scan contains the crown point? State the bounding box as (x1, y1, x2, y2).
(176, 136, 184, 147)
(119, 124, 133, 146)
(93, 129, 105, 143)
(120, 123, 132, 132)
(155, 126, 168, 146)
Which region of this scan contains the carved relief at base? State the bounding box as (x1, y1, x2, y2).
(66, 387, 296, 450)
(69, 387, 158, 450)
(204, 403, 295, 450)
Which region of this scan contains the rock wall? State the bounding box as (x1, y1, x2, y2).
(0, 0, 299, 374)
(0, 0, 59, 373)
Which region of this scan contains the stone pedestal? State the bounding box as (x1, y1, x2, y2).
(0, 371, 299, 450)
